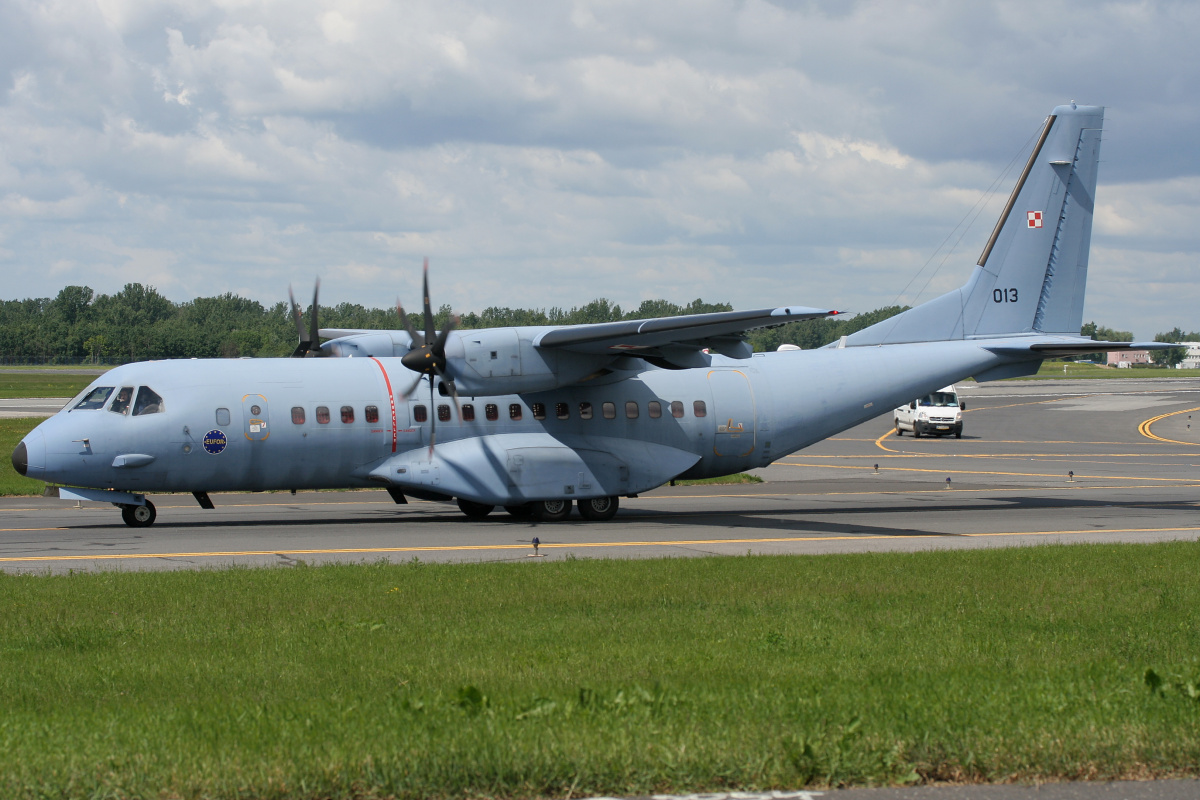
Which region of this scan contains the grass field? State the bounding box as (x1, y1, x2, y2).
(674, 472, 763, 485)
(0, 418, 44, 496)
(1022, 362, 1200, 380)
(0, 371, 93, 398)
(3, 543, 1200, 798)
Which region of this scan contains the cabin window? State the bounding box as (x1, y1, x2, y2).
(670, 401, 684, 418)
(509, 403, 523, 420)
(216, 408, 231, 426)
(438, 404, 451, 422)
(555, 402, 569, 420)
(648, 400, 662, 419)
(109, 386, 135, 415)
(462, 404, 475, 421)
(341, 406, 355, 423)
(414, 405, 428, 423)
(133, 387, 164, 416)
(365, 406, 379, 423)
(625, 401, 639, 419)
(315, 406, 330, 424)
(693, 400, 707, 418)
(74, 387, 113, 410)
(437, 381, 450, 397)
(532, 402, 546, 420)
(485, 403, 499, 421)
(579, 402, 593, 420)
(291, 407, 306, 424)
(602, 402, 616, 419)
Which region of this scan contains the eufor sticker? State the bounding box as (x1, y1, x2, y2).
(203, 429, 228, 455)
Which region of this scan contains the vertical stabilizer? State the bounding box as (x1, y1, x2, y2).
(844, 104, 1104, 346)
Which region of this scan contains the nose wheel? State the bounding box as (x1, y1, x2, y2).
(120, 501, 157, 527)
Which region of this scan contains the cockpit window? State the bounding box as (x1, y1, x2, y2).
(109, 387, 135, 415)
(133, 387, 165, 416)
(74, 387, 114, 411)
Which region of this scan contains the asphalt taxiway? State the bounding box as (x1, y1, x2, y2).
(2, 377, 1198, 573)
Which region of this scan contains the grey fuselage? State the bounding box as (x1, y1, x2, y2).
(21, 341, 1008, 505)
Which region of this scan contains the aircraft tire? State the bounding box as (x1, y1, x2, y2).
(533, 499, 572, 522)
(120, 500, 156, 528)
(578, 496, 619, 521)
(504, 504, 534, 520)
(457, 498, 495, 519)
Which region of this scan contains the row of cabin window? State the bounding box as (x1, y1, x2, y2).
(278, 400, 709, 426)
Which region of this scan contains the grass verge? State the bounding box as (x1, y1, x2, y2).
(1018, 363, 1200, 380)
(0, 372, 92, 399)
(0, 418, 44, 496)
(674, 472, 764, 485)
(2, 543, 1200, 798)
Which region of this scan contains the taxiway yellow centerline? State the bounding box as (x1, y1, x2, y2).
(1138, 406, 1200, 445)
(3, 525, 1199, 563)
(775, 461, 1200, 482)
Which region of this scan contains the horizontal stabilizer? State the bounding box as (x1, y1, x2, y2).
(984, 339, 1176, 359)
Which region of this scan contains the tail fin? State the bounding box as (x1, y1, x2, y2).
(845, 104, 1104, 345)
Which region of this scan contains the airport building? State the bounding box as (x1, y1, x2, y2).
(1107, 349, 1151, 367)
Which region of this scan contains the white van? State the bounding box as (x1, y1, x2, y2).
(894, 386, 964, 438)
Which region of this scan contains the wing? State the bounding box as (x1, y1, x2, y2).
(535, 306, 838, 361)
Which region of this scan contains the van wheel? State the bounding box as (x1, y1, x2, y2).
(955, 431, 962, 439)
(894, 423, 903, 436)
(913, 427, 922, 438)
(457, 498, 494, 519)
(578, 496, 619, 521)
(533, 499, 572, 522)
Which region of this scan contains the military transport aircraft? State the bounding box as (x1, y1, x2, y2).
(11, 103, 1164, 527)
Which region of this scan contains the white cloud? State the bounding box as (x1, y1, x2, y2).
(0, 0, 1197, 341)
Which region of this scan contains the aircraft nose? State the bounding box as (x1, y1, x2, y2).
(12, 430, 45, 478)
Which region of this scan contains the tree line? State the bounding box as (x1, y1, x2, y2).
(0, 283, 1193, 366)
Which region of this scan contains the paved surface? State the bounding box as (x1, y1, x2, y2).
(0, 397, 73, 418)
(3, 377, 1198, 573)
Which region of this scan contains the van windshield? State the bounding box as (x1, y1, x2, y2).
(920, 391, 959, 407)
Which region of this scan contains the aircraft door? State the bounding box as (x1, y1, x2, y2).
(707, 369, 756, 457)
(242, 394, 270, 441)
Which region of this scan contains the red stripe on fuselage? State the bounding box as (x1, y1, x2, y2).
(369, 357, 398, 453)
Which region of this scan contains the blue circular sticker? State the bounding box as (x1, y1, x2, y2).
(203, 429, 228, 455)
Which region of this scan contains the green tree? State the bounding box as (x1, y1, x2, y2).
(1150, 329, 1188, 367)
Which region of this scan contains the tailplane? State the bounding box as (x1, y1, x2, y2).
(845, 104, 1104, 346)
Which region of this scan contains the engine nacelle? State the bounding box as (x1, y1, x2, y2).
(444, 328, 614, 396)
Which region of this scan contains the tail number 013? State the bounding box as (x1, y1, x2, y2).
(993, 288, 1018, 303)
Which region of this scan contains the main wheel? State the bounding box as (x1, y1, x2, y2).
(577, 495, 619, 521)
(457, 498, 495, 519)
(120, 500, 156, 528)
(532, 499, 572, 522)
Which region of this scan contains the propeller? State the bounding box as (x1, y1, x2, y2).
(288, 279, 336, 358)
(398, 259, 461, 454)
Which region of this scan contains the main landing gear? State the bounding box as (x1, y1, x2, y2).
(119, 500, 156, 528)
(466, 496, 620, 522)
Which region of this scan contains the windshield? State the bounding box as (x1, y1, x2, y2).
(74, 386, 114, 411)
(133, 386, 164, 416)
(920, 391, 959, 407)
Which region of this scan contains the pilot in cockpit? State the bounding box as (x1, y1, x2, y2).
(110, 387, 133, 415)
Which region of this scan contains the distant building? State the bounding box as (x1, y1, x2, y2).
(1180, 343, 1200, 370)
(1107, 350, 1151, 368)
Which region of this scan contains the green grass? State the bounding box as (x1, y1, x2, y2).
(1019, 362, 1200, 380)
(674, 472, 763, 485)
(0, 372, 93, 399)
(0, 418, 43, 496)
(3, 543, 1200, 798)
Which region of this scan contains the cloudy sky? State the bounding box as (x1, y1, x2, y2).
(2, 0, 1197, 338)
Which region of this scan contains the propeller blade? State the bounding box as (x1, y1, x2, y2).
(396, 301, 422, 347)
(309, 279, 322, 356)
(397, 373, 423, 400)
(288, 285, 310, 358)
(432, 314, 459, 358)
(422, 258, 435, 346)
(427, 373, 436, 457)
(433, 366, 461, 418)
